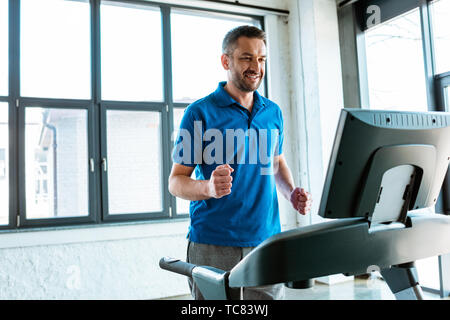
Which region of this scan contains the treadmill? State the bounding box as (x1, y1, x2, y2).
(160, 109, 450, 300)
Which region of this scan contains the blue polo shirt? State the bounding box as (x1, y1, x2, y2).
(172, 81, 284, 247)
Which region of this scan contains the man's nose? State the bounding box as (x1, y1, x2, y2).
(249, 59, 262, 72)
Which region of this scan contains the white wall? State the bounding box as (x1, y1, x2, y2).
(0, 221, 190, 299)
(0, 0, 345, 299)
(282, 0, 343, 226)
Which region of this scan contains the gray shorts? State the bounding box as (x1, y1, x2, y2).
(186, 241, 285, 300)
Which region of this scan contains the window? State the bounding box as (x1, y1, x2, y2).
(417, 256, 440, 291)
(100, 2, 163, 102)
(20, 0, 91, 99)
(446, 86, 450, 109)
(430, 0, 450, 75)
(172, 107, 190, 214)
(171, 9, 262, 103)
(169, 10, 263, 215)
(2, 0, 264, 228)
(364, 8, 428, 111)
(354, 0, 450, 298)
(0, 0, 7, 96)
(25, 107, 89, 219)
(0, 103, 7, 225)
(105, 110, 162, 215)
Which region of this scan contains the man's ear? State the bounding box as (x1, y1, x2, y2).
(221, 53, 230, 71)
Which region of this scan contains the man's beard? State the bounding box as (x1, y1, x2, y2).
(230, 68, 263, 93)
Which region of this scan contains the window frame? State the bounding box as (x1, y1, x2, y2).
(354, 0, 449, 214)
(346, 0, 450, 297)
(435, 71, 450, 217)
(18, 99, 97, 227)
(0, 97, 12, 231)
(99, 102, 170, 222)
(2, 0, 266, 229)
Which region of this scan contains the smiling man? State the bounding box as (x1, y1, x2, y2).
(169, 25, 312, 300)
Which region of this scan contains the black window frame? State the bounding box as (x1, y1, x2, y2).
(347, 0, 450, 297)
(0, 0, 265, 231)
(354, 0, 449, 214)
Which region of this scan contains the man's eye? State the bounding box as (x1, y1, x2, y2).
(240, 57, 252, 61)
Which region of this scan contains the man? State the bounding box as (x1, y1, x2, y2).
(169, 25, 312, 300)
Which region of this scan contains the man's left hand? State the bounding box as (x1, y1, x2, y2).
(290, 187, 312, 215)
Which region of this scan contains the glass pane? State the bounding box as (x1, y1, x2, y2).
(416, 256, 440, 290)
(365, 9, 428, 111)
(21, 0, 90, 99)
(0, 103, 8, 225)
(430, 0, 450, 74)
(101, 2, 163, 102)
(25, 108, 89, 219)
(106, 110, 162, 214)
(0, 0, 7, 96)
(445, 86, 449, 110)
(171, 10, 261, 103)
(173, 107, 190, 214)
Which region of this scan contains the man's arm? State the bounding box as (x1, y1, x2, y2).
(273, 154, 295, 200)
(168, 163, 234, 201)
(274, 154, 312, 215)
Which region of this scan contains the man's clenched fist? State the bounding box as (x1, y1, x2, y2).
(290, 187, 312, 215)
(208, 164, 234, 199)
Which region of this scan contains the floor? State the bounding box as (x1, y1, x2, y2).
(161, 277, 448, 300)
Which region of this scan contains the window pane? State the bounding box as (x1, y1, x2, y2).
(106, 110, 162, 214)
(0, 103, 8, 225)
(430, 0, 450, 74)
(446, 86, 449, 110)
(25, 108, 89, 219)
(21, 0, 90, 99)
(173, 107, 190, 214)
(171, 10, 261, 103)
(416, 257, 440, 290)
(365, 9, 428, 111)
(101, 2, 163, 102)
(0, 0, 7, 96)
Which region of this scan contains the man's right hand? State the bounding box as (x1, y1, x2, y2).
(208, 164, 234, 199)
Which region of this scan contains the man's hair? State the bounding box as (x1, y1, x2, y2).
(222, 25, 266, 55)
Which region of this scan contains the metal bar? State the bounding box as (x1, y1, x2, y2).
(201, 0, 288, 15)
(161, 4, 175, 218)
(337, 3, 368, 108)
(99, 100, 165, 111)
(435, 71, 450, 81)
(338, 0, 360, 9)
(9, 0, 20, 230)
(99, 102, 109, 221)
(419, 0, 436, 110)
(90, 0, 102, 224)
(91, 0, 101, 104)
(18, 97, 91, 108)
(173, 102, 190, 109)
(105, 0, 288, 17)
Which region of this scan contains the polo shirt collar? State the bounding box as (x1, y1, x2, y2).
(213, 81, 266, 110)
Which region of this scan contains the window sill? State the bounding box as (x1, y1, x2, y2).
(0, 218, 190, 249)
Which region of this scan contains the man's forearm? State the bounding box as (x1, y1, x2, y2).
(169, 175, 211, 201)
(274, 158, 296, 201)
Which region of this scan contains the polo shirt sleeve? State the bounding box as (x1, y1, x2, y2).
(172, 107, 201, 167)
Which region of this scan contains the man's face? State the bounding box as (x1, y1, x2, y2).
(223, 36, 266, 92)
